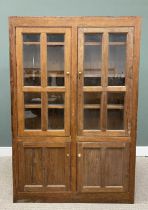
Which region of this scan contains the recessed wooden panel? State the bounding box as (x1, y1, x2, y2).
(45, 143, 71, 191)
(77, 143, 102, 192)
(104, 144, 129, 191)
(104, 148, 123, 186)
(83, 148, 101, 187)
(24, 148, 43, 185)
(46, 147, 66, 188)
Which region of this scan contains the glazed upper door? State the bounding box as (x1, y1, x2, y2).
(16, 28, 71, 136)
(78, 27, 133, 136)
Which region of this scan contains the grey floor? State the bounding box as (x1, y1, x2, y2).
(0, 157, 148, 210)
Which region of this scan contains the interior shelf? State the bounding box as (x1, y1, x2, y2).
(107, 104, 124, 109)
(47, 42, 64, 45)
(85, 42, 102, 46)
(84, 104, 124, 109)
(23, 42, 40, 45)
(109, 42, 126, 45)
(24, 68, 64, 78)
(24, 68, 125, 78)
(23, 42, 65, 46)
(84, 42, 126, 46)
(24, 104, 41, 108)
(24, 104, 64, 109)
(48, 104, 64, 109)
(84, 69, 125, 78)
(84, 104, 100, 109)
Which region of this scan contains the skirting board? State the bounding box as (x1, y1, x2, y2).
(0, 147, 148, 157)
(0, 147, 12, 157)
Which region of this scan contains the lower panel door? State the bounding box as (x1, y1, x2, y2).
(77, 142, 129, 193)
(18, 141, 70, 192)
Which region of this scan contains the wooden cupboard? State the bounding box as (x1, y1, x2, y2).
(9, 16, 141, 203)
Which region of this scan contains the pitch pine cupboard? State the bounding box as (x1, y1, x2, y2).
(9, 16, 141, 203)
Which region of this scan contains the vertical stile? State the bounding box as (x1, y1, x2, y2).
(100, 31, 108, 130)
(77, 143, 83, 192)
(78, 29, 84, 134)
(18, 142, 25, 191)
(65, 142, 70, 190)
(65, 29, 71, 136)
(42, 147, 47, 188)
(124, 28, 134, 135)
(71, 26, 77, 192)
(100, 147, 106, 188)
(41, 33, 48, 131)
(16, 28, 24, 134)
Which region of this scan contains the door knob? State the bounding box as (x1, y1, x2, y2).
(66, 72, 70, 75)
(78, 153, 81, 157)
(79, 71, 82, 75)
(66, 153, 70, 157)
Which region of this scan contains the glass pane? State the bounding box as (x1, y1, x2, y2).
(84, 92, 101, 104)
(84, 33, 102, 86)
(48, 93, 64, 104)
(47, 46, 64, 86)
(107, 93, 124, 105)
(25, 108, 41, 129)
(85, 33, 102, 42)
(108, 33, 127, 86)
(84, 109, 100, 130)
(109, 33, 126, 42)
(24, 93, 41, 104)
(48, 109, 64, 129)
(47, 34, 64, 42)
(23, 45, 41, 86)
(23, 34, 40, 42)
(107, 109, 124, 130)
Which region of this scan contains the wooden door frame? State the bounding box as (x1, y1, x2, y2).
(9, 16, 141, 203)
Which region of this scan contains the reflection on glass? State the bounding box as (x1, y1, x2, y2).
(84, 109, 100, 130)
(84, 92, 101, 104)
(84, 33, 102, 86)
(25, 108, 41, 129)
(23, 34, 40, 42)
(48, 93, 64, 105)
(108, 33, 127, 86)
(48, 109, 64, 129)
(23, 45, 41, 86)
(107, 93, 124, 105)
(47, 34, 64, 42)
(47, 46, 64, 86)
(107, 109, 124, 130)
(24, 93, 41, 104)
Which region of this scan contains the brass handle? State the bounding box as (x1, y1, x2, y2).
(66, 154, 70, 157)
(66, 72, 70, 75)
(79, 71, 82, 75)
(78, 153, 81, 158)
